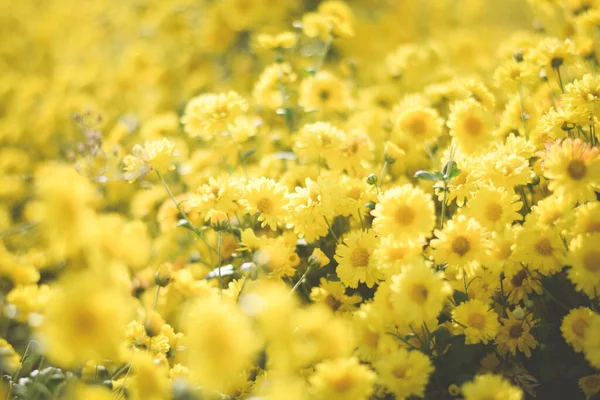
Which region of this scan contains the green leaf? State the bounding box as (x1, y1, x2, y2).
(242, 149, 256, 162)
(442, 160, 461, 180)
(433, 326, 451, 354)
(414, 170, 443, 181)
(453, 289, 469, 305)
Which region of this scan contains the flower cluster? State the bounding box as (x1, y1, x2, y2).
(2, 0, 600, 399)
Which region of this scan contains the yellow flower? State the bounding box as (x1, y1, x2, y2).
(463, 186, 522, 232)
(334, 229, 380, 288)
(128, 352, 170, 400)
(39, 271, 134, 367)
(184, 295, 261, 393)
(317, 0, 354, 38)
(430, 215, 491, 278)
(6, 284, 52, 323)
(563, 73, 600, 120)
(584, 312, 600, 369)
(256, 31, 297, 50)
(388, 262, 451, 326)
(461, 374, 523, 400)
(308, 357, 375, 400)
(299, 71, 351, 112)
(447, 99, 495, 155)
(496, 311, 538, 358)
(579, 374, 600, 400)
(540, 138, 600, 203)
(181, 91, 248, 140)
(241, 178, 289, 231)
(373, 346, 434, 399)
(452, 299, 500, 345)
(394, 106, 444, 144)
(567, 233, 600, 297)
(0, 338, 21, 374)
(310, 278, 362, 312)
(561, 307, 594, 353)
(123, 138, 177, 182)
(514, 225, 566, 275)
(503, 268, 543, 305)
(572, 202, 600, 237)
(371, 184, 436, 241)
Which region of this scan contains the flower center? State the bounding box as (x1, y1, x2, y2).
(572, 318, 588, 338)
(534, 237, 553, 257)
(484, 202, 503, 222)
(364, 329, 379, 348)
(509, 323, 523, 339)
(464, 116, 483, 137)
(452, 236, 471, 257)
(511, 270, 527, 287)
(567, 159, 587, 180)
(394, 205, 415, 226)
(411, 284, 429, 303)
(350, 247, 370, 268)
(468, 312, 486, 330)
(392, 365, 408, 379)
(406, 117, 427, 136)
(583, 251, 600, 273)
(256, 197, 273, 214)
(330, 371, 353, 393)
(319, 90, 330, 101)
(324, 294, 343, 312)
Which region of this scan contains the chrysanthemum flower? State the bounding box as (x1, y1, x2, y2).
(334, 229, 380, 288)
(373, 346, 433, 399)
(452, 299, 500, 344)
(240, 177, 289, 230)
(540, 138, 600, 203)
(447, 99, 495, 155)
(562, 307, 594, 353)
(371, 184, 435, 241)
(299, 71, 351, 112)
(567, 233, 600, 298)
(583, 312, 600, 369)
(308, 357, 375, 400)
(514, 224, 566, 275)
(461, 374, 523, 400)
(181, 91, 248, 140)
(496, 311, 538, 358)
(463, 186, 522, 232)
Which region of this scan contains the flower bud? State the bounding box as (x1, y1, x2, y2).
(154, 264, 173, 287)
(366, 174, 378, 186)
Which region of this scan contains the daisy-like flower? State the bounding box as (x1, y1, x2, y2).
(373, 235, 425, 278)
(447, 99, 495, 155)
(487, 225, 522, 277)
(514, 224, 566, 275)
(461, 374, 523, 400)
(496, 310, 538, 358)
(388, 261, 451, 326)
(567, 233, 600, 298)
(503, 268, 543, 304)
(563, 73, 600, 120)
(371, 184, 436, 241)
(240, 178, 289, 231)
(463, 186, 522, 232)
(430, 215, 491, 278)
(310, 278, 362, 313)
(123, 138, 177, 182)
(373, 346, 434, 400)
(452, 299, 500, 345)
(571, 201, 600, 237)
(561, 307, 594, 353)
(287, 177, 336, 242)
(583, 312, 600, 369)
(299, 71, 351, 112)
(352, 303, 396, 363)
(181, 91, 248, 140)
(394, 106, 444, 144)
(308, 357, 375, 400)
(540, 138, 600, 203)
(334, 229, 380, 288)
(578, 374, 600, 400)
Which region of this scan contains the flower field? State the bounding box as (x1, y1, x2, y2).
(2, 0, 600, 399)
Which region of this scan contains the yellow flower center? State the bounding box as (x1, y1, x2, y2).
(585, 220, 600, 234)
(330, 371, 353, 393)
(350, 247, 370, 268)
(464, 116, 483, 137)
(451, 236, 471, 257)
(468, 312, 486, 330)
(484, 202, 503, 222)
(572, 318, 588, 338)
(411, 284, 429, 303)
(363, 329, 379, 348)
(509, 323, 523, 339)
(583, 251, 600, 273)
(496, 242, 513, 261)
(534, 237, 553, 257)
(347, 187, 362, 200)
(392, 364, 408, 379)
(256, 197, 273, 214)
(405, 117, 427, 136)
(394, 205, 415, 226)
(567, 159, 587, 180)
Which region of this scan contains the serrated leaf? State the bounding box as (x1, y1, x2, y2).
(414, 170, 443, 181)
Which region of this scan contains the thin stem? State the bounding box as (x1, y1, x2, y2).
(518, 185, 530, 213)
(236, 277, 248, 303)
(228, 132, 249, 179)
(8, 340, 35, 399)
(554, 66, 565, 93)
(323, 215, 339, 243)
(217, 231, 223, 297)
(518, 83, 528, 134)
(156, 170, 219, 255)
(357, 208, 365, 231)
(545, 79, 557, 109)
(313, 37, 333, 73)
(499, 274, 508, 318)
(440, 182, 448, 229)
(379, 161, 388, 188)
(289, 266, 312, 294)
(153, 286, 160, 313)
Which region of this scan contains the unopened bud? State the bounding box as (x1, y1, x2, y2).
(154, 264, 173, 287)
(366, 174, 378, 186)
(145, 312, 164, 337)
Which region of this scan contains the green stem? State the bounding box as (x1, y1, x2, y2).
(440, 182, 448, 229)
(313, 37, 333, 73)
(228, 132, 249, 179)
(323, 215, 339, 243)
(519, 83, 528, 134)
(153, 286, 160, 313)
(554, 66, 565, 94)
(217, 231, 223, 297)
(379, 161, 388, 188)
(289, 266, 312, 294)
(357, 208, 365, 231)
